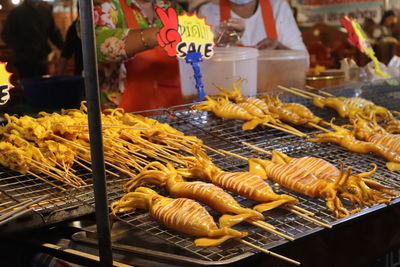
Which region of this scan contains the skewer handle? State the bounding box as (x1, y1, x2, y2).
(239, 239, 301, 265)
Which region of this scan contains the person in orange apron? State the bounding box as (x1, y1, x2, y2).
(197, 0, 308, 52)
(94, 0, 183, 112)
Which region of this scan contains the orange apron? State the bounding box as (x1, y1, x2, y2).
(219, 0, 278, 40)
(118, 0, 182, 112)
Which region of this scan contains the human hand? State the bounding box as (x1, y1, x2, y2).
(216, 18, 245, 46)
(256, 38, 286, 50)
(156, 7, 181, 57)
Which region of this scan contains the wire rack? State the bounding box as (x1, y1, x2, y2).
(92, 81, 400, 265)
(1, 81, 400, 265)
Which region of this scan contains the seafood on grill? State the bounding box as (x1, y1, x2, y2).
(278, 86, 393, 123)
(215, 80, 323, 131)
(262, 94, 324, 127)
(194, 82, 306, 137)
(192, 96, 278, 131)
(308, 121, 400, 171)
(0, 102, 204, 188)
(178, 145, 298, 213)
(352, 117, 400, 171)
(313, 96, 390, 120)
(111, 187, 248, 246)
(124, 161, 264, 227)
(248, 156, 353, 218)
(269, 150, 396, 207)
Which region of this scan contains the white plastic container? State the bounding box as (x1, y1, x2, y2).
(257, 50, 308, 93)
(179, 47, 259, 103)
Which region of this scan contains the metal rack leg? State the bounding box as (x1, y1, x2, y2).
(78, 1, 113, 266)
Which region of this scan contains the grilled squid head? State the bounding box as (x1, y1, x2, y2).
(270, 150, 292, 164)
(215, 79, 245, 102)
(248, 158, 270, 180)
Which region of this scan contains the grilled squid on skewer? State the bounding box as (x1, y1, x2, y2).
(111, 187, 247, 246)
(308, 121, 400, 171)
(270, 150, 396, 207)
(262, 94, 323, 126)
(312, 95, 390, 121)
(352, 117, 400, 171)
(179, 145, 298, 213)
(248, 158, 352, 218)
(124, 161, 264, 227)
(193, 96, 254, 121)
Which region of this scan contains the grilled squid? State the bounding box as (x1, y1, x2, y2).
(270, 150, 396, 207)
(263, 94, 323, 126)
(308, 121, 400, 170)
(248, 158, 352, 218)
(124, 161, 264, 227)
(313, 96, 390, 121)
(353, 118, 400, 171)
(111, 187, 247, 246)
(179, 145, 298, 213)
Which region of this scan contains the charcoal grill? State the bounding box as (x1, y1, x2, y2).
(1, 80, 400, 265)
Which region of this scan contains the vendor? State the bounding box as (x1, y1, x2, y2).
(94, 0, 183, 112)
(197, 0, 308, 52)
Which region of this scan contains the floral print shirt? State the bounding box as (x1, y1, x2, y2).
(93, 0, 182, 108)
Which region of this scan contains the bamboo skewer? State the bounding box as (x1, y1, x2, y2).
(306, 85, 334, 97)
(249, 220, 294, 241)
(238, 239, 300, 265)
(242, 142, 272, 155)
(289, 86, 324, 98)
(278, 85, 313, 99)
(27, 171, 67, 191)
(201, 144, 227, 157)
(308, 122, 332, 133)
(285, 207, 331, 228)
(263, 122, 307, 137)
(289, 205, 315, 217)
(69, 124, 150, 131)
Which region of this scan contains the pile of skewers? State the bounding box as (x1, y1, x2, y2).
(0, 102, 203, 190)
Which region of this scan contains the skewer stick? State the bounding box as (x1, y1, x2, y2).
(201, 144, 226, 156)
(218, 149, 249, 161)
(277, 85, 313, 99)
(252, 220, 276, 229)
(285, 207, 331, 228)
(288, 205, 315, 216)
(249, 220, 294, 241)
(278, 124, 308, 138)
(289, 86, 323, 98)
(263, 122, 307, 137)
(308, 122, 332, 133)
(238, 239, 300, 265)
(79, 156, 124, 177)
(68, 124, 149, 131)
(306, 85, 334, 97)
(321, 120, 332, 127)
(242, 142, 272, 155)
(27, 171, 67, 191)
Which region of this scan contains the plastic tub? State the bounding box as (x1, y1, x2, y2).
(257, 50, 308, 93)
(22, 75, 85, 110)
(179, 47, 259, 103)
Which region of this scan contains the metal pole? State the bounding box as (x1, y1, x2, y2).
(78, 0, 113, 266)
